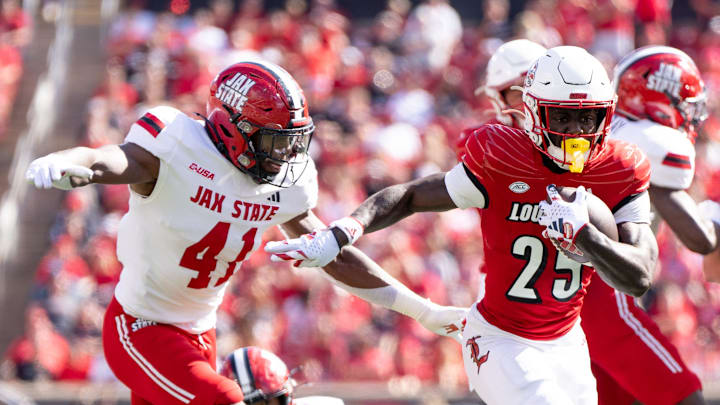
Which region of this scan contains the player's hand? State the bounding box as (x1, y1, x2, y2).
(699, 199, 720, 225)
(265, 229, 341, 268)
(416, 303, 467, 343)
(25, 154, 94, 190)
(538, 184, 589, 243)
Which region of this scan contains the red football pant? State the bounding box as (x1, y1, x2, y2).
(103, 297, 245, 405)
(581, 274, 702, 405)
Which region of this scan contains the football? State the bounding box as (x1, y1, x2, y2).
(546, 186, 619, 264)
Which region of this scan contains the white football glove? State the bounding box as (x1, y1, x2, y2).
(265, 217, 364, 268)
(266, 229, 341, 268)
(538, 184, 589, 243)
(25, 154, 94, 190)
(415, 302, 467, 343)
(699, 199, 720, 225)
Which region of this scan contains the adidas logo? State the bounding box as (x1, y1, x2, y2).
(267, 192, 281, 203)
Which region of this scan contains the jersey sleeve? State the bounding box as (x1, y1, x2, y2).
(292, 158, 319, 211)
(614, 120, 695, 190)
(651, 147, 695, 190)
(613, 191, 651, 224)
(445, 163, 488, 209)
(611, 144, 651, 222)
(125, 106, 184, 161)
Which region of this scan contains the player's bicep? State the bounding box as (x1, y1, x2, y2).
(408, 172, 458, 212)
(617, 221, 657, 257)
(87, 143, 159, 185)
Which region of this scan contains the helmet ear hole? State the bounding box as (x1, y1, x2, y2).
(219, 124, 234, 138)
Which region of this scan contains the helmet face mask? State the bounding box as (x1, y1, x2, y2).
(240, 119, 314, 187)
(206, 61, 314, 187)
(522, 46, 616, 173)
(613, 45, 707, 140)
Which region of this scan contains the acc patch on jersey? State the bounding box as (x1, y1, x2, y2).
(509, 181, 530, 193)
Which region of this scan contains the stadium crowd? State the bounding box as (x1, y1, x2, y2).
(0, 0, 30, 138)
(3, 0, 720, 391)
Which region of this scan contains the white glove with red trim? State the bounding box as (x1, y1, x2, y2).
(265, 217, 364, 268)
(25, 154, 94, 190)
(699, 199, 720, 225)
(415, 302, 467, 343)
(538, 184, 589, 243)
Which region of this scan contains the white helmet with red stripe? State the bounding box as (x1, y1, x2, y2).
(220, 346, 294, 405)
(482, 39, 547, 126)
(478, 39, 547, 125)
(522, 46, 616, 172)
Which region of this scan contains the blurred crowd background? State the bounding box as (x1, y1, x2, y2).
(2, 0, 720, 394)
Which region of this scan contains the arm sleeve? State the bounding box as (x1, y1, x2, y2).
(444, 163, 488, 209)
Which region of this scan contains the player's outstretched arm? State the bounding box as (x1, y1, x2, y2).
(277, 209, 466, 341)
(26, 143, 159, 190)
(265, 173, 458, 268)
(575, 221, 658, 297)
(650, 186, 718, 255)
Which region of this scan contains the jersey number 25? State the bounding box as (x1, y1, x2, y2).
(507, 235, 585, 303)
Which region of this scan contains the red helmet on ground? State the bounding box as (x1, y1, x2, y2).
(205, 60, 314, 187)
(613, 46, 708, 141)
(220, 346, 294, 405)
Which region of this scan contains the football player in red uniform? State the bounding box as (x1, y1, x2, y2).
(25, 61, 465, 405)
(468, 41, 707, 405)
(267, 46, 658, 404)
(220, 346, 344, 405)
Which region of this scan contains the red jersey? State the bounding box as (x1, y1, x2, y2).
(460, 124, 650, 340)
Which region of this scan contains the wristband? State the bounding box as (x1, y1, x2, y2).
(329, 216, 365, 247)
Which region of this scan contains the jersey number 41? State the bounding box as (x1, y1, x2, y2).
(180, 222, 257, 289)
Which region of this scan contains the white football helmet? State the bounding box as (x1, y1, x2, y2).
(522, 46, 616, 172)
(482, 39, 547, 126)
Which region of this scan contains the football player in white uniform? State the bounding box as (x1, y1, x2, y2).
(611, 46, 718, 263)
(25, 61, 465, 405)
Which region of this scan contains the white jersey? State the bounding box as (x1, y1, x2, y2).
(610, 115, 695, 190)
(114, 106, 318, 333)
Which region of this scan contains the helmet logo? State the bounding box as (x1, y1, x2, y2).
(217, 73, 256, 112)
(525, 62, 538, 87)
(647, 63, 681, 98)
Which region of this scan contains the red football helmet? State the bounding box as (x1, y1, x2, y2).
(614, 46, 708, 141)
(220, 346, 294, 405)
(205, 61, 314, 187)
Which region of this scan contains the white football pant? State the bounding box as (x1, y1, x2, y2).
(461, 307, 597, 405)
